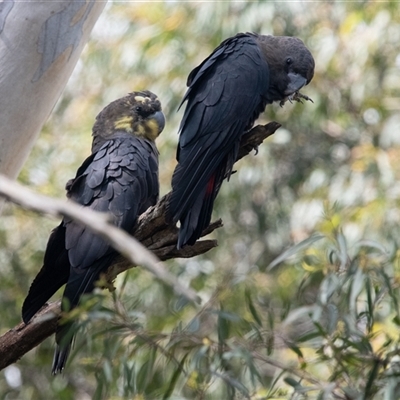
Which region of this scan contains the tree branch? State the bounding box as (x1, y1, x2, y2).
(0, 121, 280, 370)
(0, 174, 201, 304)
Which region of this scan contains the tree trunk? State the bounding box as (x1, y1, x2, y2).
(0, 0, 106, 180)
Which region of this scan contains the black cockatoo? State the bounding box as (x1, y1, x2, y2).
(22, 90, 165, 374)
(168, 33, 315, 249)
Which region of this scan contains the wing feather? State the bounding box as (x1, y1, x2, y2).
(21, 224, 70, 323)
(23, 135, 159, 325)
(65, 136, 159, 272)
(169, 33, 270, 246)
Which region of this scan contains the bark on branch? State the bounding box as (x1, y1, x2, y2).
(0, 121, 280, 370)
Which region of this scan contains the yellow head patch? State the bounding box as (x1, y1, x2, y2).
(141, 118, 161, 141)
(114, 115, 134, 132)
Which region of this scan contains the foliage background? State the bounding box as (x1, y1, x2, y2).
(1, 1, 400, 399)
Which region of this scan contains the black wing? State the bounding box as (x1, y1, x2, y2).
(22, 154, 99, 323)
(22, 135, 159, 323)
(62, 135, 159, 308)
(54, 135, 159, 374)
(169, 33, 270, 245)
(22, 223, 70, 323)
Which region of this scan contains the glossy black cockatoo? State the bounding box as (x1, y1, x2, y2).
(22, 91, 165, 374)
(168, 33, 315, 249)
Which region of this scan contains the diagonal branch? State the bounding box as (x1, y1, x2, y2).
(0, 121, 280, 370)
(0, 175, 201, 304)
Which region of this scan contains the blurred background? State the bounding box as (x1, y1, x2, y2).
(1, 2, 400, 399)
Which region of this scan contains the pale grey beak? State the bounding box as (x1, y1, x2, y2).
(284, 73, 308, 95)
(149, 110, 165, 134)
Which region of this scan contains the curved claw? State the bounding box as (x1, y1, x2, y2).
(279, 91, 314, 107)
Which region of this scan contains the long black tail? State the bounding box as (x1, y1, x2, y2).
(176, 160, 227, 249)
(52, 321, 75, 375)
(51, 254, 115, 374)
(168, 136, 239, 249)
(22, 224, 70, 323)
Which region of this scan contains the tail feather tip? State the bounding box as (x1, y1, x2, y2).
(52, 345, 71, 375)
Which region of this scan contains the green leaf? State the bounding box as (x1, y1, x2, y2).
(349, 267, 365, 312)
(392, 315, 400, 326)
(212, 370, 250, 399)
(267, 234, 324, 270)
(365, 276, 374, 332)
(103, 359, 113, 382)
(245, 288, 262, 327)
(319, 273, 340, 305)
(297, 331, 323, 343)
(337, 231, 348, 272)
(136, 347, 157, 392)
(186, 316, 200, 333)
(327, 303, 339, 334)
(218, 308, 231, 344)
(364, 359, 380, 399)
(354, 239, 389, 256)
(284, 377, 301, 389)
(288, 343, 304, 360)
(162, 353, 188, 400)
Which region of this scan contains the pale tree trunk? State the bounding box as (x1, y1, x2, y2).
(0, 0, 106, 180)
